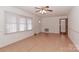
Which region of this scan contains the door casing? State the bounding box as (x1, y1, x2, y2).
(59, 18, 68, 34)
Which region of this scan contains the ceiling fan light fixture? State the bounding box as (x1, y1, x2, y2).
(35, 6, 52, 14)
(39, 10, 42, 13)
(43, 10, 47, 13)
(39, 9, 47, 14)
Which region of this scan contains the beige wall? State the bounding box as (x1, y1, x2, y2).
(40, 16, 67, 33)
(68, 7, 79, 50)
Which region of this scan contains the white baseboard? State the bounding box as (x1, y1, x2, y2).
(68, 36, 79, 51)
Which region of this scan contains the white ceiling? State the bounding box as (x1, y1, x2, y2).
(16, 6, 73, 17)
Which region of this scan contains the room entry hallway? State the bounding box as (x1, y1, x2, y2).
(0, 33, 77, 52)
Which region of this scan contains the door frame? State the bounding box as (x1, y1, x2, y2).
(59, 18, 68, 34)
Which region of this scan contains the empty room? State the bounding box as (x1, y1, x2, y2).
(0, 6, 79, 52)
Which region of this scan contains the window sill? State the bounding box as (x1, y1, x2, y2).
(5, 30, 32, 35)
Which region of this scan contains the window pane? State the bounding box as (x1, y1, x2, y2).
(19, 24, 26, 31)
(19, 16, 26, 31)
(5, 12, 17, 33)
(27, 18, 32, 30)
(19, 17, 26, 23)
(27, 23, 32, 30)
(6, 24, 17, 33)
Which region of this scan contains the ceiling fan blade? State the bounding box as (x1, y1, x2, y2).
(42, 6, 49, 9)
(35, 10, 40, 12)
(45, 6, 49, 8)
(47, 10, 53, 12)
(35, 7, 41, 9)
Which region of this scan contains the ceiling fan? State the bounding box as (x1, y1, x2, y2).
(35, 6, 53, 14)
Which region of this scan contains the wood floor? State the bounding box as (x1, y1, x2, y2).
(0, 33, 78, 52)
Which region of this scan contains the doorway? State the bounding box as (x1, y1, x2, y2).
(59, 18, 68, 34)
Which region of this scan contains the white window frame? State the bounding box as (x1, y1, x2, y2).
(5, 11, 32, 34)
(18, 15, 27, 32)
(5, 11, 18, 34)
(26, 17, 32, 31)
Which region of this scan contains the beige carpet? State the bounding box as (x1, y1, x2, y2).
(0, 33, 78, 52)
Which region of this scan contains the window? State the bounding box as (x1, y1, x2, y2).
(27, 18, 32, 30)
(5, 12, 32, 34)
(18, 16, 26, 31)
(6, 13, 17, 33)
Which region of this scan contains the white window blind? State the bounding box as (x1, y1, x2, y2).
(18, 16, 26, 31)
(27, 18, 32, 30)
(5, 12, 32, 34)
(6, 13, 17, 33)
